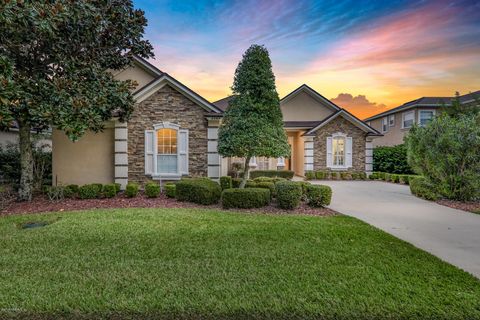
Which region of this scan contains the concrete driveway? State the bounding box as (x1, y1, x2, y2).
(313, 180, 480, 278)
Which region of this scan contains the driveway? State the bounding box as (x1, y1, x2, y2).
(313, 180, 480, 278)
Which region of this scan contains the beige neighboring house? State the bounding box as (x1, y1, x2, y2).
(52, 58, 381, 189)
(364, 91, 480, 147)
(0, 122, 51, 150)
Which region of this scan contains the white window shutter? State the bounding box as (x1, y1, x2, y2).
(346, 137, 353, 168)
(178, 129, 189, 175)
(326, 137, 333, 167)
(145, 130, 155, 175)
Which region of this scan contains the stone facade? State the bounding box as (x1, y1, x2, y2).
(128, 84, 208, 185)
(313, 116, 367, 172)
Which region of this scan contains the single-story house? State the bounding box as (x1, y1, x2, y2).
(52, 56, 381, 189)
(364, 91, 479, 147)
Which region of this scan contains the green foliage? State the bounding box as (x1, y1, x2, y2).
(253, 177, 274, 183)
(115, 183, 121, 194)
(315, 171, 325, 179)
(232, 178, 242, 188)
(272, 177, 287, 184)
(245, 180, 258, 188)
(220, 176, 233, 190)
(391, 174, 400, 183)
(125, 183, 139, 198)
(78, 184, 102, 199)
(63, 184, 79, 198)
(164, 184, 176, 198)
(276, 181, 302, 209)
(359, 172, 367, 180)
(255, 182, 276, 198)
(409, 177, 439, 201)
(406, 113, 480, 201)
(175, 178, 221, 205)
(384, 173, 391, 182)
(103, 184, 117, 198)
(305, 171, 315, 180)
(306, 185, 332, 207)
(221, 188, 270, 209)
(340, 172, 349, 180)
(441, 93, 480, 119)
(45, 186, 65, 202)
(144, 182, 160, 198)
(373, 145, 414, 174)
(295, 181, 311, 199)
(249, 170, 294, 180)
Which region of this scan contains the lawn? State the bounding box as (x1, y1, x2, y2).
(0, 209, 479, 319)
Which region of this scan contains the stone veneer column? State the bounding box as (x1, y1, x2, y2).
(207, 117, 221, 181)
(365, 137, 373, 175)
(114, 120, 128, 189)
(304, 136, 314, 173)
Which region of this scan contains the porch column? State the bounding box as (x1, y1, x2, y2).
(207, 117, 221, 181)
(304, 136, 314, 173)
(365, 137, 373, 175)
(114, 120, 128, 190)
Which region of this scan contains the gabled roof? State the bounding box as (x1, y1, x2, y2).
(283, 121, 322, 129)
(212, 96, 234, 112)
(281, 84, 341, 112)
(304, 109, 381, 136)
(364, 90, 480, 121)
(132, 55, 164, 77)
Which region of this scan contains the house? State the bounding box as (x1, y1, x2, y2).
(52, 57, 381, 189)
(0, 122, 51, 149)
(364, 91, 479, 147)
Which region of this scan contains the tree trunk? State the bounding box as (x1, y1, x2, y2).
(18, 120, 34, 201)
(239, 156, 251, 189)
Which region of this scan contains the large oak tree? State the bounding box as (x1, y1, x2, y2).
(0, 0, 153, 200)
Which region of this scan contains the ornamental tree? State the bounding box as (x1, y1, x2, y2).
(0, 0, 153, 200)
(218, 45, 290, 188)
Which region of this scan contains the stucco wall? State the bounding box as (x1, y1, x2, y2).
(113, 64, 156, 92)
(281, 91, 335, 121)
(313, 116, 366, 172)
(128, 84, 209, 185)
(52, 125, 114, 186)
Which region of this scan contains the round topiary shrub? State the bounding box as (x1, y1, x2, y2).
(125, 183, 139, 198)
(114, 183, 121, 193)
(78, 184, 102, 199)
(220, 176, 233, 190)
(103, 184, 117, 198)
(222, 188, 270, 209)
(175, 178, 221, 205)
(305, 185, 323, 207)
(305, 171, 315, 180)
(276, 181, 302, 209)
(164, 183, 176, 198)
(145, 182, 160, 198)
(64, 184, 79, 198)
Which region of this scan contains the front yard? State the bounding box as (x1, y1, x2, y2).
(0, 208, 479, 319)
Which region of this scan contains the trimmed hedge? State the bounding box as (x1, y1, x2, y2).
(276, 181, 302, 209)
(164, 183, 176, 198)
(305, 171, 315, 180)
(409, 177, 439, 200)
(175, 178, 221, 205)
(232, 178, 242, 188)
(145, 182, 160, 198)
(125, 183, 139, 198)
(249, 170, 294, 180)
(103, 184, 117, 198)
(78, 184, 102, 199)
(306, 184, 332, 207)
(115, 183, 121, 193)
(222, 188, 270, 209)
(255, 181, 276, 198)
(220, 176, 232, 190)
(253, 177, 274, 183)
(64, 184, 79, 198)
(373, 144, 414, 174)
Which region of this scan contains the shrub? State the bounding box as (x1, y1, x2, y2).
(305, 171, 315, 180)
(45, 186, 65, 201)
(330, 172, 340, 180)
(340, 172, 349, 180)
(222, 188, 270, 209)
(103, 184, 117, 198)
(125, 183, 139, 198)
(315, 171, 325, 180)
(63, 184, 79, 198)
(175, 178, 221, 205)
(391, 174, 400, 183)
(306, 184, 332, 207)
(377, 172, 386, 180)
(373, 144, 414, 174)
(245, 180, 257, 188)
(369, 173, 377, 180)
(220, 176, 233, 190)
(232, 178, 242, 188)
(276, 181, 302, 209)
(78, 184, 102, 199)
(253, 177, 274, 183)
(296, 181, 311, 198)
(351, 172, 359, 180)
(409, 177, 439, 201)
(164, 183, 176, 198)
(92, 183, 103, 192)
(255, 181, 276, 198)
(249, 170, 294, 180)
(272, 177, 286, 184)
(384, 173, 391, 182)
(115, 183, 121, 193)
(145, 182, 160, 198)
(359, 172, 367, 180)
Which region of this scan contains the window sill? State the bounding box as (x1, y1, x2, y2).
(150, 174, 182, 180)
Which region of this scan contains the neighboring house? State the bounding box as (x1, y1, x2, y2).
(0, 122, 52, 149)
(52, 57, 381, 189)
(364, 91, 479, 147)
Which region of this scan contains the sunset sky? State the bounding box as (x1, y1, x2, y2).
(134, 0, 480, 119)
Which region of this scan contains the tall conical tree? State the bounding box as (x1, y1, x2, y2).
(218, 45, 290, 188)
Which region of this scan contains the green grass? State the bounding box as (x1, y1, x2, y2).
(0, 209, 479, 319)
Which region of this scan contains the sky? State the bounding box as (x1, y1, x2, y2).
(134, 0, 480, 119)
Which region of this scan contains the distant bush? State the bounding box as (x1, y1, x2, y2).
(222, 188, 270, 209)
(164, 183, 176, 198)
(305, 171, 315, 180)
(249, 170, 294, 180)
(103, 184, 117, 198)
(175, 178, 221, 205)
(315, 171, 325, 179)
(145, 182, 160, 198)
(63, 184, 79, 198)
(125, 183, 139, 198)
(306, 184, 332, 207)
(409, 177, 439, 201)
(373, 144, 413, 174)
(391, 174, 400, 183)
(276, 181, 302, 209)
(220, 176, 232, 190)
(115, 183, 121, 193)
(79, 184, 102, 199)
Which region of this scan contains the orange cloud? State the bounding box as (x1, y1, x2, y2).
(330, 93, 388, 119)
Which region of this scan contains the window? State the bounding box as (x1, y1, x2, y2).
(389, 114, 395, 127)
(419, 110, 435, 126)
(382, 117, 388, 133)
(333, 136, 345, 166)
(402, 111, 415, 128)
(157, 128, 177, 174)
(257, 157, 270, 170)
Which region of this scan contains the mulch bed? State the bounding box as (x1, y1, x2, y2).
(1, 193, 337, 217)
(436, 199, 480, 214)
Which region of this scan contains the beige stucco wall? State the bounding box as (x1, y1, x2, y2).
(281, 91, 335, 121)
(52, 124, 114, 186)
(113, 64, 156, 92)
(286, 131, 305, 176)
